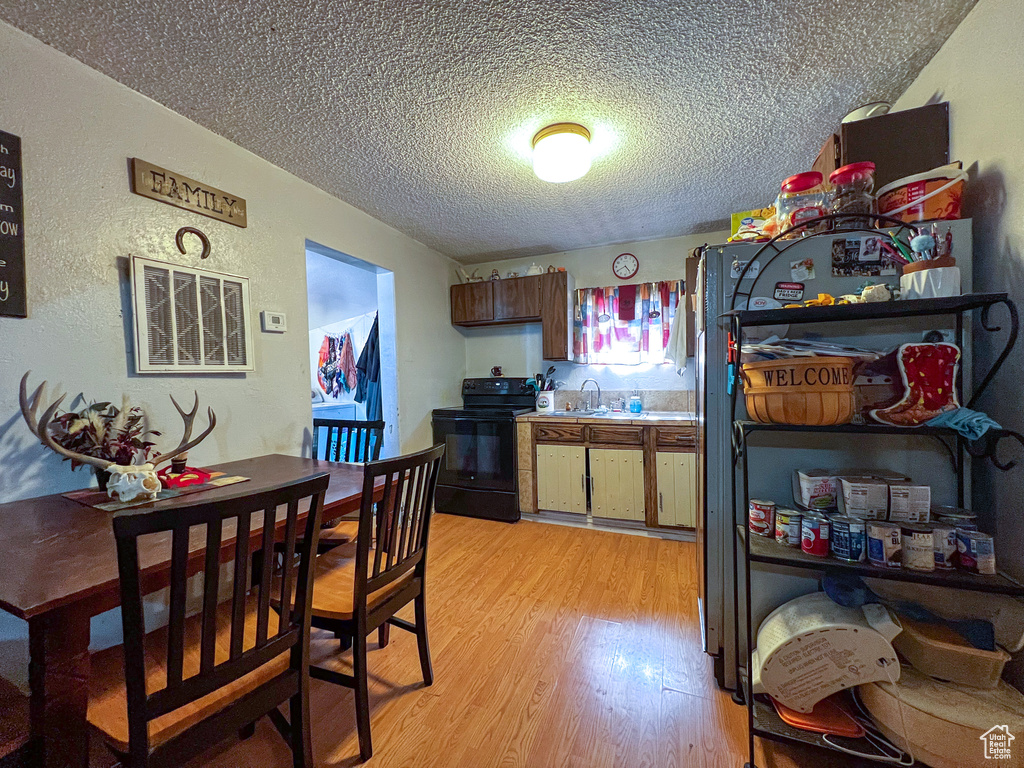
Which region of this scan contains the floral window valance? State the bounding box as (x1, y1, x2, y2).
(573, 280, 683, 365)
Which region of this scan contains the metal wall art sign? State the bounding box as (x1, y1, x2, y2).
(130, 158, 247, 228)
(0, 129, 27, 318)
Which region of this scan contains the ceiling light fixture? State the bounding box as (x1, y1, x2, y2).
(532, 123, 592, 183)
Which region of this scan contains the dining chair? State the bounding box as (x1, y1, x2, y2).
(279, 444, 444, 762)
(87, 473, 329, 768)
(311, 418, 386, 552)
(312, 419, 385, 464)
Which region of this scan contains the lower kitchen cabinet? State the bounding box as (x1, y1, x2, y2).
(536, 444, 587, 514)
(590, 448, 645, 521)
(656, 451, 697, 527)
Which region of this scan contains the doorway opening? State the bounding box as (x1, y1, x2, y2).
(305, 240, 399, 458)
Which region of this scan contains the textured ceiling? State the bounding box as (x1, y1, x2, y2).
(0, 0, 977, 263)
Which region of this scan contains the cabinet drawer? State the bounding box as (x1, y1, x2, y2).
(587, 425, 644, 446)
(655, 426, 697, 450)
(534, 423, 585, 443)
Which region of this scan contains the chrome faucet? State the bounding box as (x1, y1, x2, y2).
(579, 379, 601, 411)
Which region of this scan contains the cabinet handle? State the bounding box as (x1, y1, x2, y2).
(659, 492, 664, 513)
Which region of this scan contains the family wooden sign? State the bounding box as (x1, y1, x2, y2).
(0, 129, 26, 318)
(130, 158, 247, 227)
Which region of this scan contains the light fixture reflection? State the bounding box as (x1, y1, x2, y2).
(532, 123, 592, 183)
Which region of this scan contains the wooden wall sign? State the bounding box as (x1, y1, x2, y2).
(0, 129, 26, 318)
(130, 158, 247, 228)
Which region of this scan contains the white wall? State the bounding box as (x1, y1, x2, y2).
(0, 20, 465, 684)
(893, 0, 1024, 580)
(305, 248, 379, 329)
(462, 231, 727, 388)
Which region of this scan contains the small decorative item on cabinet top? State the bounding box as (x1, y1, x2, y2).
(490, 269, 500, 280)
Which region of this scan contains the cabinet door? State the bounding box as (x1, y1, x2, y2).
(494, 275, 541, 320)
(451, 282, 494, 324)
(535, 444, 586, 514)
(656, 451, 697, 527)
(590, 448, 645, 521)
(541, 272, 570, 360)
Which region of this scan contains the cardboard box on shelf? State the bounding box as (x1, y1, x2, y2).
(889, 482, 931, 522)
(840, 476, 890, 519)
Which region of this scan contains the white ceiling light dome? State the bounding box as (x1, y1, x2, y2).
(532, 123, 592, 183)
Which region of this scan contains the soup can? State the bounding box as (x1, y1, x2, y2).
(749, 499, 776, 537)
(867, 521, 901, 568)
(830, 515, 866, 562)
(902, 523, 935, 572)
(931, 524, 957, 570)
(775, 509, 802, 547)
(801, 513, 830, 557)
(958, 530, 997, 575)
(932, 505, 977, 527)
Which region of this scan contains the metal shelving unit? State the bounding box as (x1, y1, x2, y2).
(727, 284, 1020, 767)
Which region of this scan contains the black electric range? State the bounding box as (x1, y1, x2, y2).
(431, 377, 536, 522)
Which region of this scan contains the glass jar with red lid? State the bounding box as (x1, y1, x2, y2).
(829, 161, 876, 228)
(777, 171, 828, 237)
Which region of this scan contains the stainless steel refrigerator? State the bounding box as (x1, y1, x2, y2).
(695, 220, 974, 689)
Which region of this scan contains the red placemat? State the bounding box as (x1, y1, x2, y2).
(63, 472, 249, 512)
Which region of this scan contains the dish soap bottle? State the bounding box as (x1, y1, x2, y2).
(629, 390, 643, 414)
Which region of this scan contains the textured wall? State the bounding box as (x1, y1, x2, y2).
(894, 0, 1024, 580)
(0, 0, 978, 262)
(0, 19, 465, 683)
(463, 230, 726, 388)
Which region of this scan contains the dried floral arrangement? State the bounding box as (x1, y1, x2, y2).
(48, 398, 160, 469)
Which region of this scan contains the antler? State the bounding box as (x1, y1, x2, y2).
(151, 391, 216, 467)
(19, 372, 113, 470)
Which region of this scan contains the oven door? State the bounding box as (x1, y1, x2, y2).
(432, 412, 516, 492)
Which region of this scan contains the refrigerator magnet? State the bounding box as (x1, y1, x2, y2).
(774, 282, 805, 302)
(790, 258, 815, 281)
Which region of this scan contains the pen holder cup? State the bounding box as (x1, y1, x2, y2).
(900, 256, 960, 300)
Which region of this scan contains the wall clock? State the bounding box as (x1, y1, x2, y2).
(612, 252, 639, 280)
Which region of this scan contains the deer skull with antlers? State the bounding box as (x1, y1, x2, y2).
(20, 372, 217, 503)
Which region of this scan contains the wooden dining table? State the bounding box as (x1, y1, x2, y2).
(0, 453, 376, 768)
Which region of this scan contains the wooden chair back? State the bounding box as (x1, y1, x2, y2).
(111, 473, 329, 762)
(312, 419, 385, 463)
(354, 444, 444, 605)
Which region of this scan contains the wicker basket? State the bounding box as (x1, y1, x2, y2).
(741, 356, 855, 426)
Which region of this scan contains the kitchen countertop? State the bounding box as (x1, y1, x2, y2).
(517, 410, 696, 425)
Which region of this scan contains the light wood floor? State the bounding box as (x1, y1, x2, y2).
(159, 513, 829, 768)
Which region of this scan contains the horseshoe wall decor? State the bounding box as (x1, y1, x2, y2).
(175, 226, 211, 259)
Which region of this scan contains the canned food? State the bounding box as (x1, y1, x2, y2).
(932, 505, 976, 526)
(775, 509, 802, 547)
(867, 521, 901, 568)
(801, 513, 830, 557)
(931, 524, 957, 570)
(902, 523, 935, 572)
(830, 515, 866, 562)
(958, 530, 997, 575)
(749, 499, 776, 537)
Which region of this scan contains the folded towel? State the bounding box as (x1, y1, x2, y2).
(926, 407, 1001, 440)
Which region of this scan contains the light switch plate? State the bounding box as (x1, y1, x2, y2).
(261, 310, 287, 333)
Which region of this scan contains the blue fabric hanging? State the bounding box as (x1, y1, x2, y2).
(355, 314, 382, 422)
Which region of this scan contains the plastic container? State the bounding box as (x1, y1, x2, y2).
(891, 616, 1011, 690)
(741, 356, 855, 425)
(829, 161, 876, 227)
(629, 392, 642, 414)
(877, 164, 967, 223)
(900, 255, 961, 299)
(777, 172, 828, 237)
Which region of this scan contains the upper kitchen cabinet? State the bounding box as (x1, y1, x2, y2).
(450, 281, 494, 324)
(451, 271, 575, 361)
(494, 275, 541, 320)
